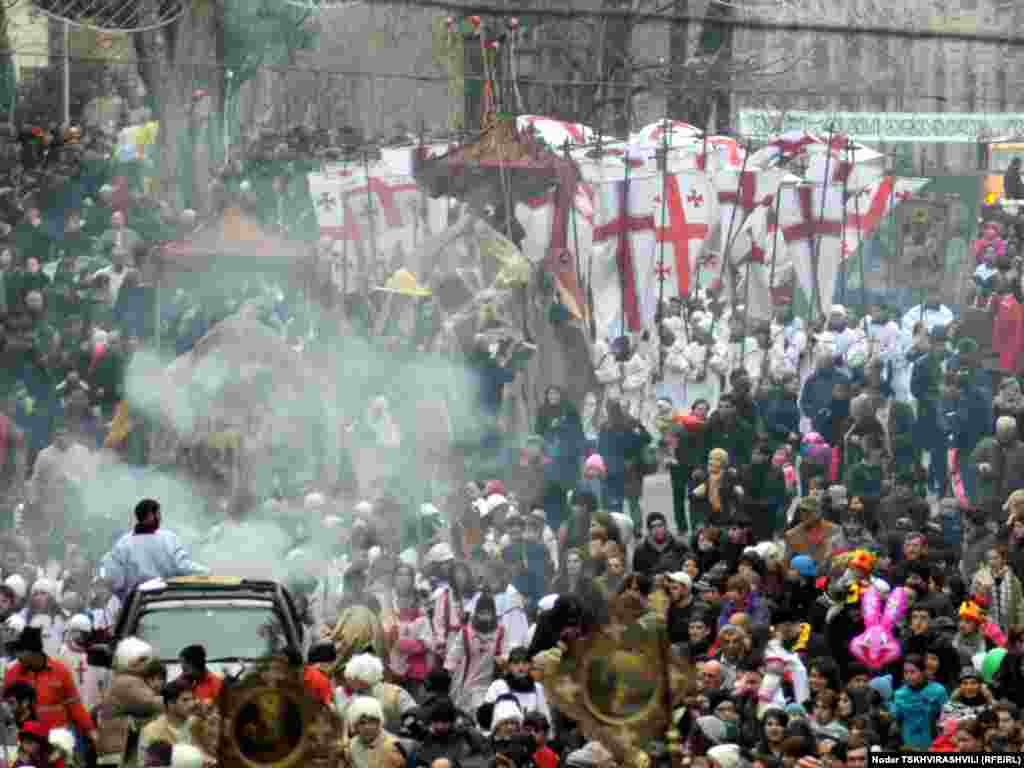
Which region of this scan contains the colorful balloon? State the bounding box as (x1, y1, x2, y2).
(849, 586, 910, 670)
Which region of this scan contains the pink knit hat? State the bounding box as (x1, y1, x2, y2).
(584, 454, 607, 477)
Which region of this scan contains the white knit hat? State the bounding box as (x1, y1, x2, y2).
(4, 574, 26, 600)
(4, 615, 25, 635)
(344, 653, 384, 686)
(425, 542, 455, 566)
(492, 696, 524, 728)
(347, 695, 384, 726)
(482, 494, 509, 518)
(66, 614, 92, 634)
(30, 578, 57, 598)
(538, 594, 559, 613)
(707, 744, 742, 768)
(666, 572, 692, 589)
(170, 744, 204, 768)
(48, 728, 75, 758)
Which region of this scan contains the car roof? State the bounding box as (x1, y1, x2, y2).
(137, 576, 283, 594)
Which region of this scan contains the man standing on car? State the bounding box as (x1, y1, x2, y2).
(99, 499, 208, 599)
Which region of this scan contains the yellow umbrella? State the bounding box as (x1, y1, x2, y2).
(373, 269, 432, 297)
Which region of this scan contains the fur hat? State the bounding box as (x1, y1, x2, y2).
(347, 695, 384, 726)
(114, 637, 155, 672)
(344, 653, 384, 686)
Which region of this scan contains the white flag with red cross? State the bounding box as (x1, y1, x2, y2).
(308, 147, 449, 270)
(804, 142, 886, 192)
(778, 176, 928, 314)
(517, 115, 594, 151)
(652, 172, 717, 308)
(727, 205, 790, 322)
(747, 130, 824, 168)
(515, 180, 596, 322)
(714, 167, 794, 254)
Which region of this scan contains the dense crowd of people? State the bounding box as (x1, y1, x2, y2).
(4, 98, 1024, 768)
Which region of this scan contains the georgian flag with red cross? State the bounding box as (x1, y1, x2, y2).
(713, 167, 794, 256)
(727, 205, 791, 322)
(777, 176, 928, 314)
(804, 142, 886, 191)
(516, 115, 594, 150)
(308, 147, 448, 249)
(747, 130, 824, 168)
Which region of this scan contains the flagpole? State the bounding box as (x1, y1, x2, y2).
(840, 142, 851, 305)
(850, 151, 866, 319)
(703, 137, 751, 379)
(620, 145, 633, 339)
(813, 125, 837, 321)
(767, 181, 792, 312)
(656, 120, 670, 381)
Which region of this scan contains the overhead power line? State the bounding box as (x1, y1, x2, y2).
(356, 0, 1024, 47)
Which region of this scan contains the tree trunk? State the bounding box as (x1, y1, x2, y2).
(601, 0, 633, 136)
(135, 0, 224, 214)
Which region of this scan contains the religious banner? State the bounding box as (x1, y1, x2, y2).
(739, 109, 1024, 144)
(653, 172, 716, 304)
(778, 177, 928, 314)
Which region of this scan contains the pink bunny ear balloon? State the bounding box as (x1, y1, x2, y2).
(849, 587, 910, 670)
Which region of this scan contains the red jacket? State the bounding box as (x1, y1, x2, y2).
(192, 671, 223, 703)
(4, 659, 95, 734)
(303, 666, 333, 706)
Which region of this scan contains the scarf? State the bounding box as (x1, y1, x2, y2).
(993, 571, 1011, 632)
(709, 469, 723, 512)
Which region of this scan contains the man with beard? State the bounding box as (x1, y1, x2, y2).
(890, 532, 930, 588)
(633, 512, 688, 575)
(482, 648, 552, 738)
(665, 572, 695, 646)
(714, 624, 749, 684)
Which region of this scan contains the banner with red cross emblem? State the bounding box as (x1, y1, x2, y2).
(778, 176, 928, 315)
